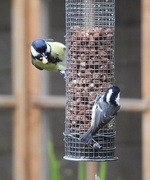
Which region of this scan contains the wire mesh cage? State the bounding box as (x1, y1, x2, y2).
(64, 0, 117, 161)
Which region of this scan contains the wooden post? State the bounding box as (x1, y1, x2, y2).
(25, 0, 41, 180)
(0, 95, 16, 108)
(11, 0, 28, 179)
(86, 162, 98, 180)
(142, 0, 150, 179)
(11, 0, 41, 179)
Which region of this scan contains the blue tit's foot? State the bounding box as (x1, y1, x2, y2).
(59, 70, 66, 78)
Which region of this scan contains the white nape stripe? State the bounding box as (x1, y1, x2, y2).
(106, 89, 113, 103)
(46, 43, 51, 53)
(115, 92, 120, 106)
(31, 46, 40, 57)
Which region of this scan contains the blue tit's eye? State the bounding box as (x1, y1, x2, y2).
(31, 46, 40, 57)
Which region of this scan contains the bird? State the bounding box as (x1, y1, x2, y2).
(80, 86, 120, 145)
(30, 39, 66, 75)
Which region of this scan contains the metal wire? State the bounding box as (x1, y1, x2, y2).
(64, 0, 116, 161)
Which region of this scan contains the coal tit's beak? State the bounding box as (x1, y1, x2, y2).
(41, 53, 48, 64)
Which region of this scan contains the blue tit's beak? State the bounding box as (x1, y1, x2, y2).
(41, 53, 48, 64)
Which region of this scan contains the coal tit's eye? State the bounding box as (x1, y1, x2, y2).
(31, 46, 40, 57)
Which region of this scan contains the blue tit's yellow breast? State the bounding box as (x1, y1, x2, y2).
(34, 59, 58, 72)
(48, 42, 66, 61)
(34, 59, 66, 72)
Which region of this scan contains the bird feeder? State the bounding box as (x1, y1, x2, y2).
(64, 0, 117, 161)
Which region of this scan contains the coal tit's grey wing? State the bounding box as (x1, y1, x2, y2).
(81, 103, 103, 143)
(94, 93, 102, 104)
(90, 104, 104, 136)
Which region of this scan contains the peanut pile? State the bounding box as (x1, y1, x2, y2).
(65, 26, 114, 134)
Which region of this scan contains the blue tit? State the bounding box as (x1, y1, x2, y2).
(30, 39, 66, 75)
(80, 86, 120, 145)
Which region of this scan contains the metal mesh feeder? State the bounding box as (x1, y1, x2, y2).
(64, 0, 118, 161)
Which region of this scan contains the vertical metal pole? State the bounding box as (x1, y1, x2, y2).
(11, 0, 27, 179)
(84, 0, 94, 27)
(84, 0, 97, 176)
(142, 0, 150, 179)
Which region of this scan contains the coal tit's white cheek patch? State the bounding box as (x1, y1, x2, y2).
(106, 89, 113, 104)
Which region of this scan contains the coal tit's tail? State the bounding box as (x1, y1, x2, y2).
(80, 128, 93, 145)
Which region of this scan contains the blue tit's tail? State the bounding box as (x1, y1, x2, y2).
(80, 128, 93, 145)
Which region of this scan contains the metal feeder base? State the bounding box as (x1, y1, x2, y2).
(64, 130, 118, 162)
(63, 156, 118, 162)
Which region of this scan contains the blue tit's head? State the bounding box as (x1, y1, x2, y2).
(103, 86, 120, 106)
(31, 39, 51, 63)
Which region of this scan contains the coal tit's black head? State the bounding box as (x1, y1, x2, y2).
(103, 86, 120, 106)
(31, 39, 51, 61)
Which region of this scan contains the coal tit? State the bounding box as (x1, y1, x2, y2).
(80, 86, 120, 145)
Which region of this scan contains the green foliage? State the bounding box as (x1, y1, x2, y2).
(99, 162, 107, 180)
(78, 162, 86, 180)
(48, 138, 107, 180)
(48, 141, 61, 180)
